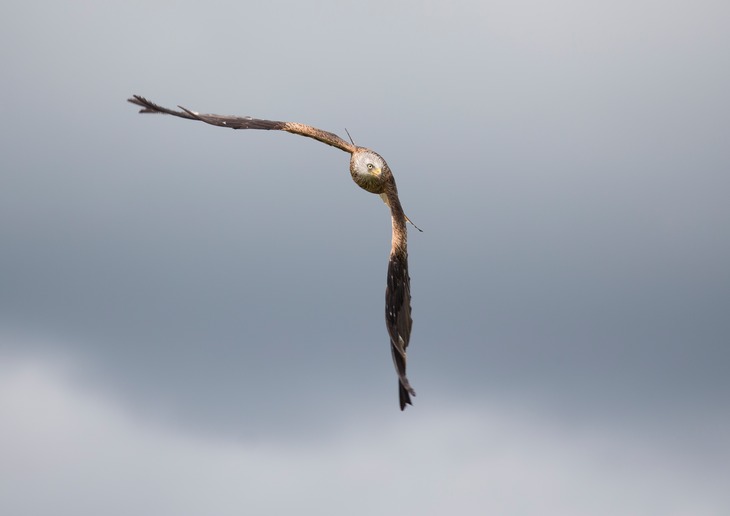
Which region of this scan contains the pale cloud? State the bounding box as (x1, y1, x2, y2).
(1, 353, 727, 516)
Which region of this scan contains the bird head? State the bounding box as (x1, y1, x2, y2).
(350, 148, 389, 194)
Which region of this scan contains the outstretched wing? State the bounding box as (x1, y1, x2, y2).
(383, 180, 416, 411)
(127, 95, 356, 154)
(386, 248, 416, 410)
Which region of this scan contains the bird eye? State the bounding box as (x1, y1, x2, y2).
(367, 163, 374, 169)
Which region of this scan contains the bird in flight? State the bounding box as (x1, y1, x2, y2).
(127, 95, 419, 410)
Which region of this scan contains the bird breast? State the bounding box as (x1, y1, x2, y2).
(350, 168, 385, 194)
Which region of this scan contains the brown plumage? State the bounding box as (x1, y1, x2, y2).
(127, 95, 418, 410)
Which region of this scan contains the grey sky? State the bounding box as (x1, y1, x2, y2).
(1, 0, 729, 514)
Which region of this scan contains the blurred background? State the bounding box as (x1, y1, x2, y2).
(1, 1, 728, 514)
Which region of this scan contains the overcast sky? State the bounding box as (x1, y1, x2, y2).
(1, 0, 729, 514)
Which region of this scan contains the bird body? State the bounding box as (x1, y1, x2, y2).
(128, 95, 418, 410)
